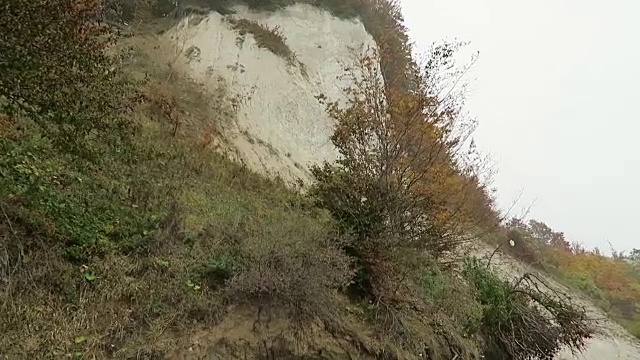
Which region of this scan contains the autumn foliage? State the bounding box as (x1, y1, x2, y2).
(501, 219, 640, 338)
(310, 36, 499, 302)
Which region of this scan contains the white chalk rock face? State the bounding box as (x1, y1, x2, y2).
(165, 4, 378, 182)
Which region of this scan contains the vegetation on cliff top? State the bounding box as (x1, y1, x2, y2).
(0, 0, 601, 358)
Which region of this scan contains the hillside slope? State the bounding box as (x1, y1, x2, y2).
(2, 0, 637, 359)
(164, 4, 640, 359)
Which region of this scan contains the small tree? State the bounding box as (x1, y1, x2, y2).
(310, 44, 499, 299)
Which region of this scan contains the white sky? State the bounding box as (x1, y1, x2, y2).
(399, 0, 639, 253)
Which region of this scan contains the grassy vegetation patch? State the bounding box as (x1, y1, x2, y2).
(226, 18, 307, 76)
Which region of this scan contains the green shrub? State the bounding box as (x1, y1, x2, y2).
(462, 257, 594, 359)
(202, 253, 244, 288)
(151, 0, 179, 17)
(0, 127, 163, 261)
(302, 0, 360, 19)
(420, 265, 449, 301)
(0, 0, 161, 260)
(624, 320, 640, 339)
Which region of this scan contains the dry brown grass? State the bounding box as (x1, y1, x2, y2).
(226, 18, 308, 76)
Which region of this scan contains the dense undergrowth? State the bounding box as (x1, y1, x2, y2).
(0, 0, 599, 358)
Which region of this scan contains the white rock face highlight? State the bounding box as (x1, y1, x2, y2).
(165, 4, 377, 182)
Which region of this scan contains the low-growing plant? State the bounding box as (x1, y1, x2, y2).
(420, 265, 449, 302)
(227, 18, 306, 74)
(462, 257, 594, 359)
(225, 229, 354, 326)
(202, 253, 244, 288)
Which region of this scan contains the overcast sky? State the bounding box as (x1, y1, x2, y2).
(399, 0, 639, 253)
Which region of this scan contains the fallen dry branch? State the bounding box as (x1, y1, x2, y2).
(462, 257, 595, 359)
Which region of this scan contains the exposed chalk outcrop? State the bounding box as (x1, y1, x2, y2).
(165, 4, 377, 182)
